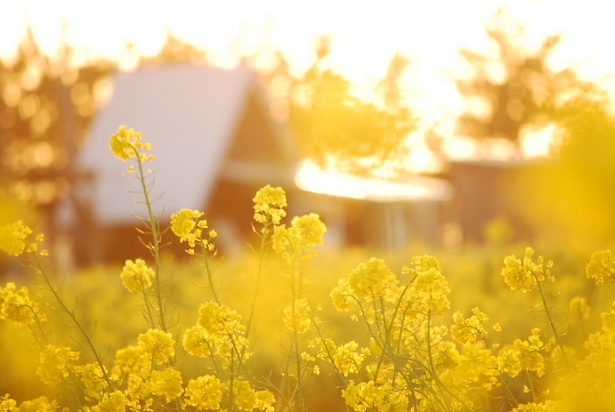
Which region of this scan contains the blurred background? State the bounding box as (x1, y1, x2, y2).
(2, 0, 615, 269)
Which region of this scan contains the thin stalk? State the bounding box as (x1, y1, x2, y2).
(134, 150, 166, 332)
(201, 247, 220, 305)
(290, 261, 306, 412)
(33, 253, 114, 391)
(246, 225, 269, 337)
(534, 278, 569, 366)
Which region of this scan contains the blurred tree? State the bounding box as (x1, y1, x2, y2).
(288, 40, 416, 175)
(0, 31, 115, 268)
(455, 12, 592, 142)
(515, 92, 615, 246)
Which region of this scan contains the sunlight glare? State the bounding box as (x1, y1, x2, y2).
(295, 159, 452, 202)
(0, 0, 27, 64)
(520, 123, 561, 158)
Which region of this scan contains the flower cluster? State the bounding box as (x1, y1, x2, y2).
(183, 302, 249, 362)
(586, 249, 615, 285)
(283, 298, 312, 334)
(312, 339, 369, 377)
(330, 258, 398, 313)
(497, 328, 547, 377)
(272, 213, 326, 264)
(342, 380, 408, 412)
(109, 125, 153, 162)
(0, 282, 43, 325)
(502, 247, 554, 292)
(170, 208, 217, 254)
(37, 344, 80, 386)
(252, 185, 287, 226)
(0, 220, 42, 256)
(120, 258, 154, 292)
(450, 307, 490, 345)
(404, 255, 451, 314)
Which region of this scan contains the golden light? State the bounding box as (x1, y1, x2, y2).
(3, 0, 615, 177)
(295, 159, 452, 202)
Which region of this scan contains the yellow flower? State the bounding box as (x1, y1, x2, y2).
(170, 208, 216, 252)
(254, 390, 276, 412)
(406, 256, 450, 313)
(137, 329, 175, 365)
(450, 307, 489, 345)
(0, 394, 17, 411)
(17, 396, 59, 412)
(37, 344, 80, 386)
(586, 250, 614, 285)
(512, 401, 557, 412)
(252, 185, 287, 225)
(0, 220, 36, 257)
(232, 380, 256, 411)
(283, 298, 312, 334)
(185, 375, 225, 410)
(182, 325, 212, 358)
(80, 363, 109, 401)
(109, 125, 152, 161)
(330, 279, 355, 312)
(120, 259, 154, 292)
(150, 368, 183, 402)
(0, 282, 41, 325)
(316, 339, 367, 377)
(94, 391, 133, 412)
(346, 258, 397, 301)
(502, 247, 553, 293)
(272, 213, 327, 264)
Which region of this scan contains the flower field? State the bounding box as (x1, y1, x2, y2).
(1, 126, 615, 411)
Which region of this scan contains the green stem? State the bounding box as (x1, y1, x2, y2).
(202, 247, 220, 305)
(246, 225, 269, 337)
(134, 150, 166, 333)
(33, 253, 114, 391)
(534, 277, 569, 367)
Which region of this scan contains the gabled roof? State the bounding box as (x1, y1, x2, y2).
(78, 62, 257, 225)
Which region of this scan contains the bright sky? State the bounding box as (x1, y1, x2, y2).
(2, 0, 615, 168)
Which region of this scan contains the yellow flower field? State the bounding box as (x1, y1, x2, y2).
(1, 126, 615, 411)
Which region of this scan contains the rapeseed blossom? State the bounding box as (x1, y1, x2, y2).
(109, 125, 153, 162)
(346, 258, 397, 301)
(92, 391, 134, 412)
(283, 298, 312, 334)
(512, 400, 557, 412)
(16, 396, 59, 412)
(272, 213, 326, 264)
(233, 380, 256, 410)
(314, 338, 368, 377)
(405, 255, 451, 314)
(184, 375, 225, 410)
(501, 247, 553, 292)
(120, 258, 154, 292)
(330, 278, 355, 311)
(451, 307, 489, 345)
(0, 220, 37, 256)
(342, 380, 408, 412)
(137, 329, 175, 365)
(79, 363, 109, 401)
(150, 368, 184, 401)
(170, 208, 216, 253)
(0, 282, 42, 325)
(252, 185, 287, 225)
(183, 302, 250, 362)
(37, 344, 80, 386)
(586, 249, 615, 285)
(182, 325, 212, 358)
